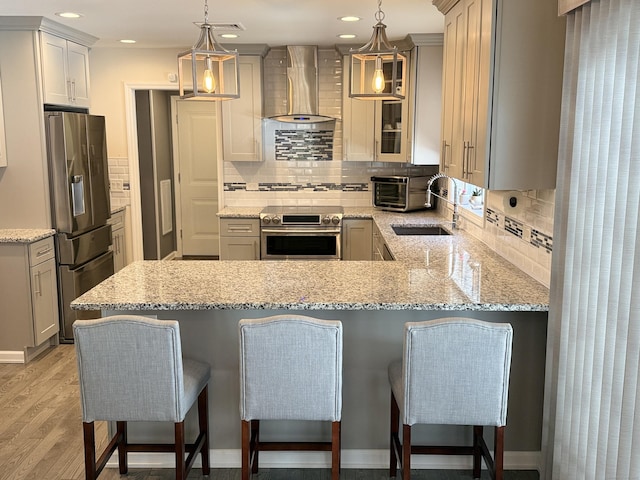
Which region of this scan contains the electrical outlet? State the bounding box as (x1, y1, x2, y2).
(110, 179, 123, 191)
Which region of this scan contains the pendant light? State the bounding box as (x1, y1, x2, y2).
(177, 0, 240, 100)
(348, 0, 406, 100)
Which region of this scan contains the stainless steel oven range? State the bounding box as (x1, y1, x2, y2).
(260, 206, 343, 260)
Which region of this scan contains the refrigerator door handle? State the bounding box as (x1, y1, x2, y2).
(71, 175, 86, 217)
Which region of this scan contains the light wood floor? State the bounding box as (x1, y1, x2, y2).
(0, 345, 539, 480)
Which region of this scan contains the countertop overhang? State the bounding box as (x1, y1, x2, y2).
(71, 208, 550, 312)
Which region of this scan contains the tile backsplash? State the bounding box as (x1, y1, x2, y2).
(223, 47, 436, 208)
(459, 189, 555, 287)
(275, 129, 334, 161)
(108, 156, 131, 210)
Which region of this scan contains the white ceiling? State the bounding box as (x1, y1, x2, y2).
(0, 0, 444, 49)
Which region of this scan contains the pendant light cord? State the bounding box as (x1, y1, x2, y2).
(375, 0, 385, 23)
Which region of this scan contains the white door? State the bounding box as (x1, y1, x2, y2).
(173, 100, 220, 256)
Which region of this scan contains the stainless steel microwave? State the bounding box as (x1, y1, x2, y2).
(371, 175, 436, 212)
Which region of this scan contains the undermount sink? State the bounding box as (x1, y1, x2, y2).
(391, 224, 451, 236)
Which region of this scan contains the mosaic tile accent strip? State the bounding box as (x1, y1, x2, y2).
(504, 216, 524, 239)
(486, 208, 499, 225)
(224, 182, 368, 192)
(275, 130, 334, 161)
(531, 229, 553, 253)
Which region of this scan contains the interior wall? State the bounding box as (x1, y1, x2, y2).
(89, 47, 179, 157)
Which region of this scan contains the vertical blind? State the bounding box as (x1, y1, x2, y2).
(542, 0, 640, 479)
(558, 0, 591, 16)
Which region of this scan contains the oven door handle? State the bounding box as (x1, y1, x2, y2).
(261, 228, 342, 235)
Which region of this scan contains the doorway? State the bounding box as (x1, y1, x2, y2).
(170, 97, 221, 258)
(125, 85, 223, 261)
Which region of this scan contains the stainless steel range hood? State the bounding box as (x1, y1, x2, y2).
(268, 46, 335, 124)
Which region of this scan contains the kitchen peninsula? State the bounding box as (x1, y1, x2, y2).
(71, 209, 549, 470)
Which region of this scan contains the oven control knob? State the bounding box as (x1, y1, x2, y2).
(262, 216, 271, 224)
(322, 216, 331, 225)
(331, 216, 341, 225)
(272, 216, 281, 225)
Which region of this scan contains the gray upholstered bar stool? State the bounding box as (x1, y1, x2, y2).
(73, 315, 211, 480)
(388, 318, 513, 480)
(238, 315, 343, 480)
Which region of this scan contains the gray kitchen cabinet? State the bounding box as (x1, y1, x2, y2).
(342, 55, 410, 163)
(372, 221, 394, 261)
(407, 35, 444, 166)
(342, 219, 373, 261)
(342, 39, 443, 166)
(434, 0, 565, 190)
(0, 236, 59, 357)
(219, 218, 260, 260)
(108, 209, 127, 273)
(40, 31, 91, 108)
(222, 55, 264, 162)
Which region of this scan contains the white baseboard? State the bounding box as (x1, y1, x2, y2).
(108, 449, 541, 471)
(0, 351, 25, 363)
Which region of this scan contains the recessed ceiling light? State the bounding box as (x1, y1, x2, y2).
(56, 12, 82, 19)
(339, 16, 361, 22)
(220, 33, 239, 39)
(120, 39, 137, 44)
(338, 34, 357, 39)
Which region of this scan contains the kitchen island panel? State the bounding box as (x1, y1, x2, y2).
(103, 308, 546, 454)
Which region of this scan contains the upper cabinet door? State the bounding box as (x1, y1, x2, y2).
(41, 33, 70, 106)
(222, 56, 263, 162)
(66, 41, 91, 108)
(342, 60, 375, 162)
(40, 32, 91, 109)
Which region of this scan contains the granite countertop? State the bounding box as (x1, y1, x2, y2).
(72, 208, 550, 312)
(0, 229, 56, 243)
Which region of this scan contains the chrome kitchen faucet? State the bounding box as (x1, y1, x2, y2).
(425, 173, 460, 229)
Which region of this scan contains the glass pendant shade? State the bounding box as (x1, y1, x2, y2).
(349, 4, 406, 100)
(178, 6, 240, 100)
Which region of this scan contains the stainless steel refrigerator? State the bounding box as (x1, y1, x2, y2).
(45, 112, 114, 343)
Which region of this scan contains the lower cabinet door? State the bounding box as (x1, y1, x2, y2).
(220, 237, 260, 260)
(30, 257, 59, 346)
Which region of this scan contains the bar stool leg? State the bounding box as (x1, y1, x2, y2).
(331, 421, 341, 480)
(402, 424, 411, 480)
(198, 387, 210, 475)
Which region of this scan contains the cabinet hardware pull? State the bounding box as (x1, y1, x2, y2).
(462, 141, 468, 177)
(35, 272, 42, 296)
(36, 247, 52, 257)
(466, 142, 475, 180)
(442, 140, 451, 170)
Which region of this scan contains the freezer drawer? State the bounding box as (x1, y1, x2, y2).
(58, 249, 114, 343)
(56, 224, 112, 267)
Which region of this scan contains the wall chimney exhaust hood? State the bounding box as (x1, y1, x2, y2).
(267, 46, 335, 124)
